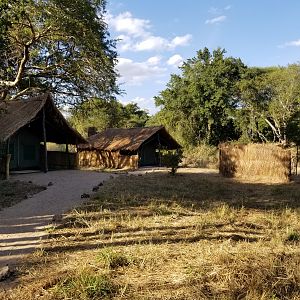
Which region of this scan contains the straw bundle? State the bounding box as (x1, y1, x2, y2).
(219, 143, 291, 183)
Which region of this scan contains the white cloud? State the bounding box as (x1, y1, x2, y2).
(279, 39, 300, 48)
(120, 96, 147, 106)
(120, 96, 158, 114)
(134, 34, 192, 51)
(130, 97, 150, 105)
(116, 34, 133, 51)
(147, 56, 162, 65)
(208, 6, 221, 15)
(135, 36, 167, 51)
(107, 11, 192, 52)
(209, 5, 231, 15)
(205, 15, 227, 25)
(106, 11, 150, 37)
(116, 57, 166, 85)
(167, 54, 184, 67)
(170, 34, 192, 48)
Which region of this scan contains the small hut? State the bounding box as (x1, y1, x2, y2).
(0, 93, 86, 178)
(78, 126, 180, 169)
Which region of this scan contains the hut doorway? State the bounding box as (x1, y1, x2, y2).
(139, 144, 158, 166)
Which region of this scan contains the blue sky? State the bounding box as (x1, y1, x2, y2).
(106, 0, 300, 114)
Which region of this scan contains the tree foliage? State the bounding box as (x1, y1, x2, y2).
(69, 98, 149, 136)
(0, 0, 118, 104)
(238, 65, 300, 144)
(153, 48, 245, 146)
(152, 47, 300, 147)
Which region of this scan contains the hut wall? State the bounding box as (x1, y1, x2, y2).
(78, 150, 138, 169)
(45, 151, 78, 170)
(219, 143, 291, 183)
(9, 128, 40, 170)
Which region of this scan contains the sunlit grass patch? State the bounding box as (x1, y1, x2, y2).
(2, 170, 300, 300)
(51, 268, 116, 300)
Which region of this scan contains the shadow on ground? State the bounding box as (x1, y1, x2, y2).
(42, 170, 300, 255)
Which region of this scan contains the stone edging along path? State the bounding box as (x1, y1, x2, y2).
(0, 170, 113, 268)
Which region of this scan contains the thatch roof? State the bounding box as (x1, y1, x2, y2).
(0, 93, 86, 144)
(79, 126, 181, 152)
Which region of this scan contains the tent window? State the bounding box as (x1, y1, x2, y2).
(23, 145, 36, 161)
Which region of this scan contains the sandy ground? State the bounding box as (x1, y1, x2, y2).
(0, 170, 113, 267)
(0, 167, 218, 268)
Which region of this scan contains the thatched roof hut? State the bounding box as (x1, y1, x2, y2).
(78, 126, 180, 169)
(0, 94, 86, 175)
(0, 93, 85, 144)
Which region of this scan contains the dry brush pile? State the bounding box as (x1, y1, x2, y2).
(219, 143, 291, 183)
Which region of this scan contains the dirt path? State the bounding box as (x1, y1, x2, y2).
(0, 170, 112, 267)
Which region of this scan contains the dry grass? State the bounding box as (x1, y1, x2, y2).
(219, 143, 291, 183)
(182, 145, 219, 169)
(0, 180, 45, 210)
(2, 170, 300, 299)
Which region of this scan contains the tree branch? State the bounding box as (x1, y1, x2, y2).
(0, 43, 30, 88)
(10, 87, 31, 100)
(264, 118, 282, 142)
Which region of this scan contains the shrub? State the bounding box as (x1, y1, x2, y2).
(161, 149, 183, 175)
(182, 144, 218, 168)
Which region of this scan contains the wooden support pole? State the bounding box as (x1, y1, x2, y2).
(5, 138, 10, 180)
(42, 107, 48, 173)
(5, 154, 11, 180)
(157, 134, 162, 167)
(66, 141, 71, 169)
(75, 142, 79, 169)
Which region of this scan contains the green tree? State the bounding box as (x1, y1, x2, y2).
(121, 103, 149, 128)
(0, 0, 118, 104)
(154, 48, 246, 146)
(70, 98, 124, 136)
(236, 67, 274, 142)
(238, 65, 300, 144)
(69, 98, 149, 136)
(286, 111, 300, 145)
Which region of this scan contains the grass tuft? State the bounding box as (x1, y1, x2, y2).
(98, 248, 131, 269)
(52, 268, 116, 300)
(286, 231, 300, 242)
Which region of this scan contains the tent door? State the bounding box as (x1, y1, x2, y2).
(139, 145, 158, 166)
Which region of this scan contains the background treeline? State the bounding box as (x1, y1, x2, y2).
(69, 99, 149, 137)
(149, 48, 300, 148)
(73, 47, 300, 154)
